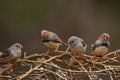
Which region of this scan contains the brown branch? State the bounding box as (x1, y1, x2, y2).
(0, 50, 120, 80)
(0, 75, 11, 79)
(103, 65, 113, 80)
(35, 68, 67, 80)
(24, 53, 47, 60)
(17, 52, 68, 79)
(68, 54, 93, 80)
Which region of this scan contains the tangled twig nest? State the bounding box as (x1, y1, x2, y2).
(0, 50, 120, 80)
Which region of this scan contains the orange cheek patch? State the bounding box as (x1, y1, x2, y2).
(46, 32, 50, 37)
(100, 36, 104, 41)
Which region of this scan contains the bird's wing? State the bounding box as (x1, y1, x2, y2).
(51, 32, 67, 46)
(81, 40, 87, 47)
(80, 40, 87, 51)
(0, 52, 3, 57)
(91, 43, 97, 50)
(79, 38, 87, 47)
(92, 40, 102, 50)
(0, 50, 12, 58)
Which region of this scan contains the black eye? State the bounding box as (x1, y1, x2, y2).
(16, 45, 19, 48)
(71, 41, 74, 43)
(16, 45, 18, 47)
(117, 51, 120, 54)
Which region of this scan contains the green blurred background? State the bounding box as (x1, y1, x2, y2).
(0, 0, 120, 53)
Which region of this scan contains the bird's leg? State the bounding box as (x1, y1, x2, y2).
(71, 52, 76, 58)
(54, 45, 60, 52)
(7, 63, 14, 72)
(93, 55, 102, 62)
(103, 55, 109, 60)
(93, 55, 97, 60)
(79, 53, 84, 56)
(7, 63, 13, 67)
(46, 48, 51, 54)
(46, 49, 51, 56)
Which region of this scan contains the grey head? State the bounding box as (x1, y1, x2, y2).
(67, 36, 86, 48)
(98, 33, 110, 41)
(7, 43, 23, 55)
(41, 29, 50, 38)
(115, 49, 120, 55)
(41, 30, 48, 33)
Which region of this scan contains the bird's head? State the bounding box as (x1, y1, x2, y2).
(99, 33, 110, 41)
(8, 43, 23, 51)
(67, 36, 79, 46)
(41, 30, 50, 38)
(113, 49, 120, 57)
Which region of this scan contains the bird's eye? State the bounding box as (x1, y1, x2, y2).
(117, 51, 120, 54)
(16, 45, 18, 47)
(71, 41, 74, 43)
(16, 45, 19, 48)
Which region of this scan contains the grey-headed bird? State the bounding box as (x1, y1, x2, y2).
(67, 36, 87, 57)
(0, 43, 23, 64)
(41, 30, 67, 53)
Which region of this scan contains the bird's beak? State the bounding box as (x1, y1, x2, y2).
(67, 41, 71, 45)
(114, 52, 119, 57)
(41, 32, 44, 37)
(19, 45, 23, 49)
(106, 34, 110, 39)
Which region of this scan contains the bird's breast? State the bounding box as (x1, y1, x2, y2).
(94, 46, 108, 56)
(71, 47, 85, 53)
(44, 42, 61, 48)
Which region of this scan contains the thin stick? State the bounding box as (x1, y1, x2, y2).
(18, 52, 68, 79)
(36, 68, 67, 80)
(68, 54, 93, 80)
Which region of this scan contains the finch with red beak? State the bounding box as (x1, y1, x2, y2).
(0, 43, 23, 64)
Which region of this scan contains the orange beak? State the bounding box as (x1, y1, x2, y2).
(67, 41, 71, 45)
(41, 32, 45, 37)
(19, 45, 23, 49)
(114, 52, 119, 57)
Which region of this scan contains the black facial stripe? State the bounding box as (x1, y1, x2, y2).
(71, 38, 77, 43)
(42, 39, 50, 42)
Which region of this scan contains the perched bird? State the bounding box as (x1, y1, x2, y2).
(67, 36, 87, 57)
(91, 33, 110, 57)
(41, 30, 67, 53)
(0, 43, 23, 64)
(113, 49, 120, 57)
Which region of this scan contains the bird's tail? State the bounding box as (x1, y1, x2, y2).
(62, 42, 68, 46)
(0, 52, 3, 57)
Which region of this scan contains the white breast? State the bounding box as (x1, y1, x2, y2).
(44, 42, 61, 48)
(94, 46, 108, 56)
(71, 48, 85, 53)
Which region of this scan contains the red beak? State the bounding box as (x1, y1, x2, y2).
(114, 52, 119, 57)
(19, 45, 23, 49)
(67, 41, 71, 45)
(106, 34, 110, 39)
(41, 32, 44, 37)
